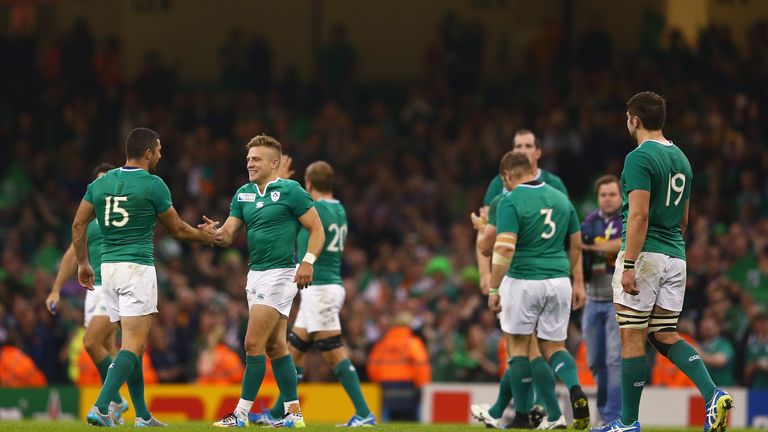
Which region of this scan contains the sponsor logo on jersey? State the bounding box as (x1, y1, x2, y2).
(238, 193, 257, 202)
(257, 202, 264, 208)
(271, 191, 280, 202)
(689, 355, 701, 362)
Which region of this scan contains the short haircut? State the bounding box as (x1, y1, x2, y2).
(125, 127, 160, 159)
(595, 174, 620, 193)
(626, 91, 666, 131)
(514, 129, 540, 148)
(92, 163, 115, 178)
(305, 160, 334, 192)
(246, 134, 282, 156)
(499, 151, 532, 178)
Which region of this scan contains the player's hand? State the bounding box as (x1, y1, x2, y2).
(571, 279, 586, 310)
(198, 215, 220, 246)
(278, 154, 294, 179)
(470, 208, 488, 231)
(479, 273, 490, 295)
(621, 269, 639, 296)
(488, 293, 501, 313)
(77, 264, 95, 291)
(45, 291, 60, 315)
(295, 262, 314, 289)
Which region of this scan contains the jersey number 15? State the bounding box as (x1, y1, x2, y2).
(104, 196, 129, 227)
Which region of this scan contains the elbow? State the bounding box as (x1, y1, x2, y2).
(631, 212, 649, 223)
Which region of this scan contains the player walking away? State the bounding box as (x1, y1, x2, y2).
(472, 130, 569, 428)
(211, 135, 325, 429)
(252, 161, 375, 427)
(592, 92, 732, 432)
(580, 175, 623, 426)
(46, 163, 132, 424)
(470, 162, 570, 429)
(73, 128, 219, 427)
(487, 152, 589, 430)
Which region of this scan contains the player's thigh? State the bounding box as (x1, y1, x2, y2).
(245, 304, 281, 354)
(84, 285, 109, 328)
(614, 303, 649, 358)
(299, 284, 345, 333)
(499, 277, 542, 336)
(266, 315, 290, 358)
(655, 256, 686, 313)
(84, 315, 117, 349)
(245, 268, 299, 318)
(612, 251, 663, 313)
(120, 315, 154, 355)
(536, 277, 571, 342)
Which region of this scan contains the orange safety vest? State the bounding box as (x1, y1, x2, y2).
(0, 346, 47, 387)
(197, 344, 245, 384)
(76, 347, 158, 385)
(367, 327, 431, 388)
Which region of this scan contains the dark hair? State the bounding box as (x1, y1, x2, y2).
(499, 151, 532, 177)
(305, 161, 334, 193)
(246, 134, 282, 155)
(92, 163, 115, 178)
(626, 91, 666, 131)
(514, 129, 540, 149)
(125, 128, 160, 159)
(595, 174, 620, 193)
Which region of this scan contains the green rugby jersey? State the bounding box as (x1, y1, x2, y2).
(84, 167, 172, 266)
(496, 182, 580, 280)
(230, 178, 313, 271)
(297, 199, 346, 285)
(483, 169, 567, 206)
(620, 140, 692, 260)
(87, 219, 103, 285)
(487, 193, 505, 227)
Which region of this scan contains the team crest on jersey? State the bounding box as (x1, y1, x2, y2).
(237, 193, 256, 202)
(270, 191, 280, 202)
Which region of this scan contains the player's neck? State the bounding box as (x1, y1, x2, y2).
(635, 129, 666, 146)
(311, 191, 334, 201)
(124, 158, 149, 171)
(510, 173, 536, 189)
(256, 174, 279, 191)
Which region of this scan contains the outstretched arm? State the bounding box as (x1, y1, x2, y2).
(157, 206, 219, 245)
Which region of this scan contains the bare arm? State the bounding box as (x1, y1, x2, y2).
(472, 206, 492, 294)
(209, 216, 244, 248)
(295, 207, 325, 289)
(478, 224, 497, 257)
(488, 233, 517, 313)
(680, 199, 690, 235)
(157, 206, 218, 245)
(46, 244, 77, 313)
(569, 231, 586, 310)
(700, 351, 728, 368)
(71, 199, 96, 289)
(624, 190, 650, 260)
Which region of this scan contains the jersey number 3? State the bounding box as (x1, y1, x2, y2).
(104, 196, 129, 227)
(540, 208, 556, 239)
(666, 173, 686, 207)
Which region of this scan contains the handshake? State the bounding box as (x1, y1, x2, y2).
(197, 215, 224, 247)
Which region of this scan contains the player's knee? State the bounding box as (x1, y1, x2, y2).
(315, 335, 343, 352)
(287, 331, 313, 353)
(244, 337, 264, 355)
(646, 311, 680, 357)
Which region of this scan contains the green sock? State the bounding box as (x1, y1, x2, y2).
(272, 355, 299, 402)
(487, 368, 512, 418)
(620, 356, 647, 424)
(531, 356, 562, 421)
(333, 358, 371, 417)
(95, 356, 124, 404)
(126, 355, 151, 421)
(508, 357, 532, 413)
(94, 350, 136, 413)
(269, 366, 304, 418)
(548, 350, 580, 390)
(668, 340, 717, 401)
(241, 355, 267, 401)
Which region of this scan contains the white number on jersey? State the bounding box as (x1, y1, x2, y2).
(540, 208, 556, 239)
(327, 223, 348, 252)
(665, 173, 686, 207)
(104, 196, 129, 227)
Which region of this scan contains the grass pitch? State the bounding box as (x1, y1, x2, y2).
(0, 422, 758, 431)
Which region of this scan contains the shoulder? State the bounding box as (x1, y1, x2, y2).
(583, 210, 600, 223)
(148, 174, 169, 187)
(278, 178, 305, 191)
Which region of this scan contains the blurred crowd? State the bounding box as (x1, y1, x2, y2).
(1, 15, 768, 389)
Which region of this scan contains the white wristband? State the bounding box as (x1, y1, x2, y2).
(302, 253, 317, 265)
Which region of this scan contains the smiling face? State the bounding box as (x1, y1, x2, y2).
(246, 145, 280, 184)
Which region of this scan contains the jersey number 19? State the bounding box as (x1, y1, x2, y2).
(665, 173, 686, 207)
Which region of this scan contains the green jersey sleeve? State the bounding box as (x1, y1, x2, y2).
(623, 151, 653, 193)
(149, 177, 173, 214)
(496, 197, 519, 235)
(229, 191, 244, 220)
(487, 195, 503, 227)
(84, 181, 94, 204)
(483, 176, 503, 206)
(568, 203, 580, 235)
(289, 184, 313, 217)
(549, 176, 568, 197)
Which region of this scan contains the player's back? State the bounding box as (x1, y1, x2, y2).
(497, 182, 579, 280)
(86, 167, 172, 266)
(299, 199, 346, 285)
(620, 140, 692, 259)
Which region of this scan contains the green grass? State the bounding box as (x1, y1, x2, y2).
(0, 422, 759, 431)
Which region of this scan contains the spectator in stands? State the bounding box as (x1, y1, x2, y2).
(699, 315, 736, 387)
(0, 332, 46, 387)
(196, 324, 244, 384)
(745, 314, 768, 388)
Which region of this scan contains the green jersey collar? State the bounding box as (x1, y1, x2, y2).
(254, 177, 282, 196)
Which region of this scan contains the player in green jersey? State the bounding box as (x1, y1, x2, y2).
(487, 152, 589, 430)
(46, 163, 131, 424)
(72, 128, 219, 427)
(593, 93, 732, 432)
(254, 161, 374, 427)
(211, 135, 325, 429)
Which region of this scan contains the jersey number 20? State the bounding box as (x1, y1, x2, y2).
(327, 223, 347, 252)
(540, 208, 556, 239)
(104, 196, 129, 227)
